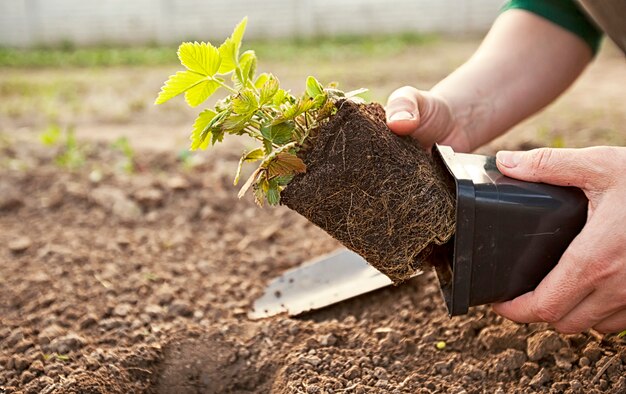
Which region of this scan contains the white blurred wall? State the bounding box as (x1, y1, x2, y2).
(0, 0, 504, 48)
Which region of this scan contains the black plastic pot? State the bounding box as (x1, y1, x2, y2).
(432, 145, 588, 316)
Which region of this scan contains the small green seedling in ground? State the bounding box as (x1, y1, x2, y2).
(39, 125, 85, 169)
(111, 136, 135, 173)
(618, 330, 626, 338)
(435, 341, 446, 350)
(39, 124, 62, 146)
(42, 353, 70, 362)
(155, 17, 367, 206)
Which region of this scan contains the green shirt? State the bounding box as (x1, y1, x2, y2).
(502, 0, 603, 54)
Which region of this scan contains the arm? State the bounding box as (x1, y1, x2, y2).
(386, 9, 593, 152)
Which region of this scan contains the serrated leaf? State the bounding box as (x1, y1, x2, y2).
(234, 147, 265, 185)
(223, 113, 252, 134)
(216, 17, 248, 74)
(306, 76, 324, 98)
(184, 78, 221, 107)
(212, 128, 225, 145)
(259, 75, 279, 105)
(155, 70, 205, 105)
(282, 98, 315, 120)
(218, 38, 237, 74)
(231, 17, 248, 47)
(267, 185, 280, 205)
(267, 152, 306, 178)
(178, 42, 221, 76)
(232, 89, 258, 115)
(261, 121, 294, 144)
(190, 109, 217, 150)
(272, 89, 289, 107)
(274, 174, 294, 186)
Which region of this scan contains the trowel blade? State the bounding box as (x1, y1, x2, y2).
(248, 248, 422, 319)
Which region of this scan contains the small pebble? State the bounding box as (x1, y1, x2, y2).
(8, 237, 32, 253)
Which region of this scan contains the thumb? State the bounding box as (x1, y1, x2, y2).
(496, 147, 601, 188)
(385, 86, 422, 136)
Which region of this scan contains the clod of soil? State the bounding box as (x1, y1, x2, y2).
(282, 100, 456, 283)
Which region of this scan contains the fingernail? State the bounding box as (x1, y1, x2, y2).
(496, 151, 521, 168)
(388, 111, 414, 122)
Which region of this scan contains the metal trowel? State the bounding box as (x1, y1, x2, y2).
(248, 248, 422, 319)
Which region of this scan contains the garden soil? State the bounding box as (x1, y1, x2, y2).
(1, 141, 625, 393)
(282, 101, 456, 283)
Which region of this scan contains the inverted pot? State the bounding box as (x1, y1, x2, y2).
(432, 145, 588, 316)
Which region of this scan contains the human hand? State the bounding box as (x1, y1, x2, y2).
(385, 86, 471, 153)
(492, 146, 626, 334)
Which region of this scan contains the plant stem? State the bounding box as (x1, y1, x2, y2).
(211, 77, 238, 94)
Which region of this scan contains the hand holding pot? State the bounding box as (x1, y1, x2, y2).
(492, 146, 626, 334)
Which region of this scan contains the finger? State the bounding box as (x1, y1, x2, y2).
(492, 236, 595, 323)
(550, 289, 621, 334)
(495, 147, 608, 189)
(385, 86, 421, 136)
(593, 308, 626, 334)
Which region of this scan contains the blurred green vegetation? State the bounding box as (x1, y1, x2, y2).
(0, 33, 439, 68)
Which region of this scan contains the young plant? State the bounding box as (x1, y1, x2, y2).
(39, 124, 85, 169)
(155, 17, 367, 205)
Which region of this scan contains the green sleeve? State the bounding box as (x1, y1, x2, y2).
(501, 0, 603, 55)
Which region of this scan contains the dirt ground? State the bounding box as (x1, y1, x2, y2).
(1, 37, 625, 393)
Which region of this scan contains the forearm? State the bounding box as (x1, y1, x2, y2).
(431, 10, 593, 151)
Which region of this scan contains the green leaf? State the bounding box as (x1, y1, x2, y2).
(212, 129, 225, 145)
(236, 50, 257, 86)
(259, 75, 279, 105)
(311, 93, 327, 110)
(282, 98, 315, 120)
(261, 121, 294, 145)
(306, 76, 324, 98)
(274, 174, 295, 186)
(254, 73, 269, 89)
(232, 16, 248, 44)
(223, 113, 252, 134)
(190, 109, 217, 150)
(267, 184, 280, 205)
(272, 89, 289, 107)
(218, 38, 237, 74)
(39, 125, 61, 146)
(232, 89, 258, 115)
(267, 152, 306, 178)
(184, 78, 221, 107)
(178, 42, 221, 76)
(234, 147, 264, 185)
(155, 70, 205, 105)
(217, 18, 248, 74)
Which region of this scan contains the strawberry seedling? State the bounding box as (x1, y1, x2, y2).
(156, 18, 456, 282)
